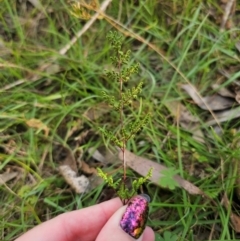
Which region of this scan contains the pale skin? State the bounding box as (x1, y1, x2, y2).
(15, 198, 155, 241)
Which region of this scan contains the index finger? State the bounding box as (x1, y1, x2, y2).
(15, 198, 122, 241)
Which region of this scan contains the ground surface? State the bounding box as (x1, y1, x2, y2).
(1, 1, 240, 241)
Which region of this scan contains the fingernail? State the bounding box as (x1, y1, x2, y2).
(120, 194, 150, 239)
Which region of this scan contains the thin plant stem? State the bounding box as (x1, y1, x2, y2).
(118, 52, 127, 197)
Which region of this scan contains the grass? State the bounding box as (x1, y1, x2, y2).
(1, 0, 240, 240)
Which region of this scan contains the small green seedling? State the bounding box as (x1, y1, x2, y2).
(98, 31, 152, 204)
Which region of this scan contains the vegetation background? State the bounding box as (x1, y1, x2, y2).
(1, 0, 240, 240)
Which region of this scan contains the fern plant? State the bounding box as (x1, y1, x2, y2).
(98, 31, 152, 204)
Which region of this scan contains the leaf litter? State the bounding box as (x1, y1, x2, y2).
(0, 171, 18, 185)
(181, 84, 234, 111)
(118, 149, 205, 196)
(59, 165, 89, 194)
(222, 193, 240, 233)
(164, 100, 205, 143)
(56, 145, 90, 194)
(180, 79, 240, 235)
(25, 118, 49, 137)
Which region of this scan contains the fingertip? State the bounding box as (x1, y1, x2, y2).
(142, 227, 155, 241)
(96, 206, 128, 241)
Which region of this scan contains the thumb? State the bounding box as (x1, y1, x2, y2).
(96, 195, 154, 241)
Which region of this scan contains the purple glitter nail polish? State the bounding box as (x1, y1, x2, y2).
(120, 194, 150, 239)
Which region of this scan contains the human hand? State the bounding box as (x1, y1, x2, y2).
(15, 197, 154, 241)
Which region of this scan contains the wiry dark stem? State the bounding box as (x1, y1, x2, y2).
(118, 54, 126, 203)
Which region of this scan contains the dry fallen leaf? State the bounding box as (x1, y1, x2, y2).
(56, 146, 91, 193)
(83, 102, 110, 121)
(59, 165, 89, 194)
(234, 89, 240, 104)
(27, 0, 43, 11)
(88, 146, 117, 165)
(80, 160, 98, 175)
(165, 100, 204, 143)
(211, 83, 235, 98)
(0, 171, 18, 185)
(222, 193, 240, 233)
(88, 147, 105, 163)
(236, 41, 240, 53)
(165, 100, 199, 123)
(182, 84, 234, 110)
(119, 149, 205, 195)
(206, 106, 240, 126)
(220, 0, 236, 31)
(55, 146, 78, 172)
(26, 118, 49, 137)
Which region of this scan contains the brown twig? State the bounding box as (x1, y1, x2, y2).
(220, 0, 236, 31)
